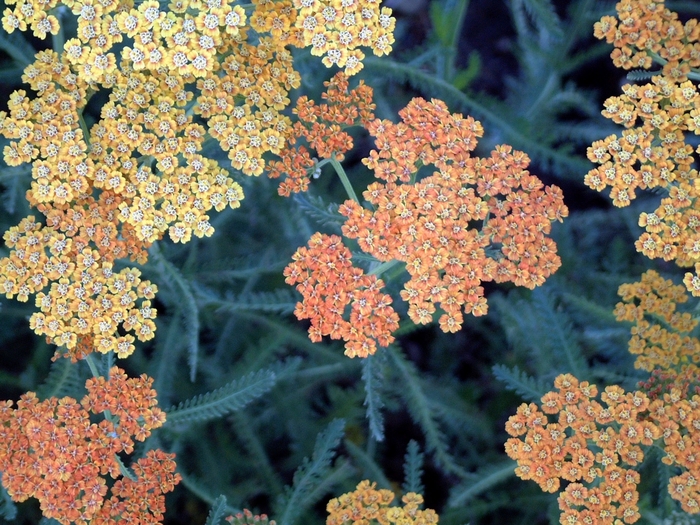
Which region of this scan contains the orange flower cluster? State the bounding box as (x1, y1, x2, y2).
(588, 1, 700, 296)
(284, 232, 399, 358)
(0, 367, 178, 525)
(268, 72, 375, 196)
(506, 373, 700, 521)
(593, 0, 699, 77)
(614, 270, 700, 391)
(326, 480, 438, 525)
(339, 98, 568, 332)
(294, 0, 395, 75)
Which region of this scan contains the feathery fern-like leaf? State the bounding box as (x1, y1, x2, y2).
(150, 243, 200, 382)
(447, 460, 516, 507)
(210, 289, 298, 315)
(293, 193, 345, 233)
(626, 69, 660, 81)
(402, 440, 424, 495)
(362, 350, 386, 442)
(36, 359, 85, 401)
(531, 287, 589, 378)
(344, 439, 392, 489)
(277, 419, 346, 525)
(178, 469, 242, 515)
(520, 0, 564, 37)
(492, 364, 548, 403)
(165, 367, 279, 426)
(388, 347, 467, 478)
(204, 496, 229, 525)
(189, 252, 287, 283)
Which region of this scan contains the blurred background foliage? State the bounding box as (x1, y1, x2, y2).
(3, 0, 700, 524)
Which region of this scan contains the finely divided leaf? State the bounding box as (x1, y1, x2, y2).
(293, 193, 345, 233)
(362, 350, 386, 442)
(492, 364, 547, 403)
(165, 368, 279, 425)
(277, 419, 346, 525)
(448, 461, 516, 507)
(204, 496, 229, 525)
(521, 0, 564, 37)
(388, 347, 466, 478)
(36, 359, 85, 401)
(402, 440, 424, 495)
(212, 290, 298, 315)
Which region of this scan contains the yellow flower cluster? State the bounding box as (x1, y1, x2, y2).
(0, 0, 396, 358)
(587, 0, 700, 296)
(614, 270, 700, 392)
(294, 0, 395, 75)
(326, 480, 438, 525)
(506, 374, 700, 522)
(1, 217, 158, 360)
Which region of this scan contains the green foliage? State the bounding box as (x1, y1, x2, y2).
(35, 358, 86, 401)
(387, 346, 467, 478)
(492, 364, 548, 404)
(165, 366, 284, 426)
(447, 461, 516, 507)
(0, 480, 16, 521)
(402, 440, 424, 496)
(275, 419, 347, 525)
(361, 349, 386, 442)
(204, 496, 230, 525)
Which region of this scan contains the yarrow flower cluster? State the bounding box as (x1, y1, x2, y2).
(587, 0, 700, 296)
(279, 84, 568, 351)
(268, 72, 375, 196)
(294, 0, 395, 75)
(284, 232, 399, 358)
(326, 480, 438, 525)
(0, 0, 397, 355)
(340, 98, 568, 332)
(505, 373, 700, 522)
(0, 367, 178, 525)
(0, 217, 158, 360)
(614, 269, 700, 394)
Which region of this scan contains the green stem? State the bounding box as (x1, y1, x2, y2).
(368, 259, 401, 277)
(315, 158, 333, 170)
(329, 156, 359, 204)
(85, 353, 101, 378)
(649, 52, 700, 81)
(51, 7, 65, 55)
(78, 111, 91, 147)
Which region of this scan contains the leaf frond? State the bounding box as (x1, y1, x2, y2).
(402, 440, 424, 495)
(492, 364, 548, 403)
(388, 346, 467, 478)
(447, 461, 517, 507)
(276, 419, 346, 525)
(165, 367, 280, 426)
(362, 349, 386, 442)
(204, 495, 229, 525)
